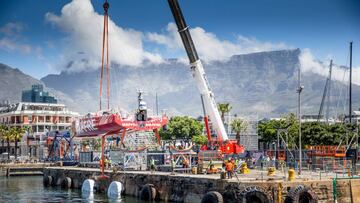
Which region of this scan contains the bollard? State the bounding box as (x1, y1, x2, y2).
(288, 168, 295, 181)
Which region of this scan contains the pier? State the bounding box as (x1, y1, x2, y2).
(43, 166, 360, 202)
(0, 163, 52, 177)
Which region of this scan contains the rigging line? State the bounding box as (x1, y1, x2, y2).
(99, 2, 107, 111)
(99, 0, 110, 110)
(106, 12, 110, 109)
(99, 11, 106, 110)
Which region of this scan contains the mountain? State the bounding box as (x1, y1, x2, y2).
(0, 63, 41, 103)
(40, 49, 360, 118)
(0, 63, 77, 110)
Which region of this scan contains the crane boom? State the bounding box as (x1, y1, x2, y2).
(167, 0, 229, 141)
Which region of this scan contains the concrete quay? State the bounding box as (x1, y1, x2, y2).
(42, 166, 360, 202)
(0, 163, 52, 177)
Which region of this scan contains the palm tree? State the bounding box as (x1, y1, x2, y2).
(2, 127, 14, 160)
(0, 125, 7, 154)
(13, 127, 25, 159)
(218, 103, 232, 123)
(231, 118, 248, 144)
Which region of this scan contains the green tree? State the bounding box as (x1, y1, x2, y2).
(257, 112, 358, 148)
(160, 116, 204, 141)
(12, 127, 25, 159)
(257, 113, 299, 149)
(231, 118, 248, 144)
(0, 125, 6, 154)
(192, 135, 208, 145)
(2, 127, 13, 159)
(218, 103, 232, 123)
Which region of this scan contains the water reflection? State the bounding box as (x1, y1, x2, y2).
(0, 176, 155, 203)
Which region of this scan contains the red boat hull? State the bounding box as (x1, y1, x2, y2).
(74, 114, 168, 137)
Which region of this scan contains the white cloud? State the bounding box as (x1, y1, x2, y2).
(146, 23, 288, 61)
(299, 49, 360, 85)
(45, 0, 163, 72)
(0, 22, 23, 36)
(0, 38, 32, 54)
(0, 22, 34, 54)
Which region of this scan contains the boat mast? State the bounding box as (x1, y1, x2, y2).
(326, 60, 333, 123)
(349, 41, 353, 124)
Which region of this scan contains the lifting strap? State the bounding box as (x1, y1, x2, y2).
(99, 0, 110, 110)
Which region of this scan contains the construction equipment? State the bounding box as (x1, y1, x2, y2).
(240, 162, 250, 174)
(73, 1, 168, 176)
(197, 150, 223, 174)
(46, 130, 76, 162)
(267, 167, 276, 176)
(308, 146, 346, 158)
(167, 0, 244, 154)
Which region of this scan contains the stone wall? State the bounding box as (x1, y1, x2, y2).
(44, 167, 360, 203)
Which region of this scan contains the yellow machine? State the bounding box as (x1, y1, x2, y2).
(268, 167, 276, 176)
(240, 162, 250, 174)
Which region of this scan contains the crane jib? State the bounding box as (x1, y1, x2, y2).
(168, 0, 198, 63)
(168, 0, 229, 141)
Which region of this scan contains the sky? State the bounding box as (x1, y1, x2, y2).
(0, 0, 359, 80)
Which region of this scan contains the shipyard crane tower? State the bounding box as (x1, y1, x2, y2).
(167, 0, 243, 154)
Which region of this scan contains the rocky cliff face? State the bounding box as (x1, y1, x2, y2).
(0, 63, 42, 103)
(0, 63, 77, 110)
(1, 49, 358, 117)
(40, 49, 360, 117)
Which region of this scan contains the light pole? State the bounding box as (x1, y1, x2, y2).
(297, 63, 304, 175)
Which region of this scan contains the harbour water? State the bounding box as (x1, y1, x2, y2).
(0, 176, 155, 203)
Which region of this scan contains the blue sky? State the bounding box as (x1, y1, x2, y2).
(0, 0, 359, 79)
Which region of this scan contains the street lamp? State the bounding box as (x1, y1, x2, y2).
(297, 85, 304, 175)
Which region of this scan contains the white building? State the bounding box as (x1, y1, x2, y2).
(0, 102, 79, 159)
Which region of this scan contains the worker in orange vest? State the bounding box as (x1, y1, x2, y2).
(225, 159, 233, 179)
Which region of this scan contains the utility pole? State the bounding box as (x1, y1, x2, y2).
(297, 64, 304, 175)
